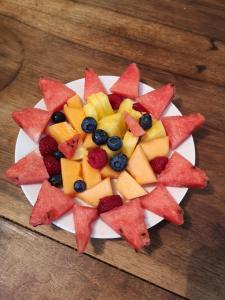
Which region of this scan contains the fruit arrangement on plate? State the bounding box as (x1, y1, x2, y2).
(5, 63, 208, 254)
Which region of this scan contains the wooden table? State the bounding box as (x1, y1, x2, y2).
(0, 1, 225, 299)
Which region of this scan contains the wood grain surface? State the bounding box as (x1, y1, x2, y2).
(0, 1, 225, 299)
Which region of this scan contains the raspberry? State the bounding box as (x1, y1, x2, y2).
(39, 135, 58, 157)
(97, 195, 123, 214)
(150, 157, 168, 174)
(44, 156, 61, 176)
(133, 102, 148, 113)
(88, 147, 108, 169)
(108, 94, 124, 110)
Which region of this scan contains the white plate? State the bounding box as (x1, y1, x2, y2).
(15, 76, 195, 239)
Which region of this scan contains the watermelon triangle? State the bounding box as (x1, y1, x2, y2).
(162, 113, 205, 149)
(84, 68, 106, 100)
(158, 152, 208, 188)
(73, 204, 98, 254)
(58, 134, 82, 159)
(100, 200, 150, 251)
(136, 84, 175, 119)
(12, 108, 51, 143)
(39, 77, 75, 112)
(5, 150, 49, 185)
(140, 185, 184, 225)
(30, 180, 74, 227)
(110, 63, 140, 99)
(124, 111, 145, 136)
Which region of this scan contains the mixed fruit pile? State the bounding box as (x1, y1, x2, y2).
(5, 63, 208, 254)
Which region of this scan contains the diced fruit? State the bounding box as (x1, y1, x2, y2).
(5, 150, 49, 185)
(122, 131, 139, 158)
(110, 153, 128, 172)
(84, 68, 106, 100)
(74, 180, 87, 192)
(150, 157, 168, 174)
(98, 113, 126, 138)
(110, 63, 140, 99)
(127, 145, 157, 184)
(64, 105, 85, 136)
(140, 185, 184, 225)
(83, 134, 96, 149)
(30, 180, 73, 227)
(48, 174, 62, 187)
(88, 148, 108, 169)
(58, 134, 82, 159)
(39, 135, 58, 157)
(89, 92, 114, 116)
(107, 136, 122, 151)
(51, 112, 66, 123)
(78, 178, 113, 207)
(139, 114, 152, 130)
(100, 165, 120, 179)
(119, 98, 142, 120)
(101, 145, 119, 158)
(124, 112, 145, 137)
(162, 113, 205, 149)
(140, 136, 169, 161)
(116, 171, 147, 200)
(100, 200, 150, 251)
(83, 103, 98, 121)
(158, 152, 208, 188)
(92, 129, 109, 145)
(108, 94, 124, 110)
(39, 77, 75, 112)
(46, 121, 77, 144)
(12, 108, 51, 143)
(61, 158, 81, 195)
(72, 145, 88, 161)
(82, 155, 101, 188)
(141, 120, 166, 142)
(97, 195, 123, 214)
(136, 84, 175, 119)
(43, 156, 61, 176)
(73, 204, 98, 254)
(133, 102, 148, 113)
(81, 117, 97, 133)
(67, 95, 83, 109)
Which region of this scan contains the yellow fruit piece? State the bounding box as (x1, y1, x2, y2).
(122, 131, 139, 158)
(61, 158, 81, 196)
(127, 145, 157, 184)
(98, 113, 126, 138)
(67, 95, 83, 108)
(141, 120, 166, 142)
(78, 178, 112, 207)
(88, 94, 105, 119)
(118, 99, 141, 120)
(116, 171, 147, 200)
(72, 145, 88, 160)
(101, 145, 119, 158)
(90, 92, 114, 116)
(64, 105, 85, 137)
(83, 103, 98, 121)
(82, 155, 101, 188)
(46, 122, 77, 144)
(83, 134, 96, 149)
(141, 136, 169, 161)
(101, 165, 120, 179)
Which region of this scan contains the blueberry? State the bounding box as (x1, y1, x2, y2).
(92, 129, 109, 145)
(139, 114, 152, 130)
(74, 180, 87, 192)
(53, 150, 65, 160)
(49, 174, 62, 187)
(81, 117, 97, 133)
(110, 153, 128, 172)
(107, 136, 122, 151)
(52, 112, 66, 123)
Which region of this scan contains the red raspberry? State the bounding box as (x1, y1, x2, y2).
(133, 102, 148, 113)
(108, 94, 125, 110)
(150, 157, 168, 174)
(43, 156, 61, 176)
(88, 147, 108, 169)
(97, 195, 123, 214)
(39, 135, 58, 157)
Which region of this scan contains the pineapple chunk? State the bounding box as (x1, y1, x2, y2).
(118, 99, 141, 120)
(88, 94, 105, 119)
(98, 113, 126, 138)
(72, 145, 88, 160)
(67, 95, 83, 108)
(64, 105, 85, 137)
(61, 158, 81, 196)
(122, 131, 139, 158)
(82, 155, 101, 188)
(141, 120, 166, 142)
(83, 134, 96, 149)
(101, 145, 119, 158)
(46, 122, 77, 144)
(83, 103, 98, 121)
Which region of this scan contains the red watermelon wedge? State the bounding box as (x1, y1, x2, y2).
(110, 63, 140, 99)
(162, 113, 205, 149)
(5, 150, 49, 185)
(39, 77, 75, 112)
(73, 204, 98, 254)
(12, 108, 51, 143)
(30, 180, 74, 227)
(136, 84, 175, 119)
(84, 68, 106, 100)
(58, 134, 82, 159)
(140, 185, 184, 225)
(100, 200, 150, 251)
(124, 111, 145, 136)
(158, 152, 208, 188)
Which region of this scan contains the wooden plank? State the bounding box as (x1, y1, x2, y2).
(0, 219, 183, 300)
(0, 0, 225, 87)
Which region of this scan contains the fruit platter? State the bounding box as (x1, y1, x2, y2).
(5, 63, 208, 254)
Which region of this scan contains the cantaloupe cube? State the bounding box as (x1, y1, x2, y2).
(46, 122, 77, 144)
(100, 165, 120, 179)
(67, 95, 83, 108)
(127, 145, 157, 184)
(116, 171, 147, 200)
(78, 178, 112, 207)
(82, 155, 101, 188)
(141, 120, 166, 142)
(64, 105, 85, 137)
(122, 131, 139, 158)
(61, 158, 81, 196)
(141, 136, 169, 161)
(83, 134, 96, 149)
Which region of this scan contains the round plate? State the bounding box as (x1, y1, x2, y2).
(15, 76, 195, 238)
